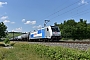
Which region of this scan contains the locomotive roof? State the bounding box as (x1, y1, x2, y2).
(31, 26, 58, 32)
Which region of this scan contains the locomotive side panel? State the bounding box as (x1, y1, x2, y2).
(30, 28, 45, 39)
(42, 28, 45, 38)
(45, 26, 52, 39)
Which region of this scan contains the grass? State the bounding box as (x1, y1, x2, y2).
(0, 41, 90, 60)
(0, 42, 5, 47)
(0, 42, 51, 60)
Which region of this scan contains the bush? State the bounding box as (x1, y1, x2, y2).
(30, 44, 90, 60)
(4, 38, 10, 46)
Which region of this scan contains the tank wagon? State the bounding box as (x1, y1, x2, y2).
(17, 36, 22, 41)
(13, 26, 62, 41)
(21, 33, 30, 41)
(15, 33, 30, 41)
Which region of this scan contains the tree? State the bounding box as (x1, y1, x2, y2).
(0, 22, 7, 39)
(55, 19, 89, 40)
(61, 19, 77, 39)
(75, 19, 87, 39)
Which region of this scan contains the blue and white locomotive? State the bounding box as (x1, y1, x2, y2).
(30, 25, 61, 41)
(15, 25, 62, 41)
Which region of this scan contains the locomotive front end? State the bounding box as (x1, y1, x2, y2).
(51, 26, 62, 40)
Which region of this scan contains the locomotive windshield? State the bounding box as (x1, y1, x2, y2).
(51, 26, 60, 32)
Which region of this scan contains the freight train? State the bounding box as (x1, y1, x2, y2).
(11, 26, 62, 41)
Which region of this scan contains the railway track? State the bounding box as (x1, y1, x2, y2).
(11, 40, 90, 44)
(28, 41, 90, 50)
(11, 40, 90, 50)
(49, 41, 90, 44)
(11, 39, 90, 43)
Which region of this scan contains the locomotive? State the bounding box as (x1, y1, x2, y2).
(12, 25, 62, 41)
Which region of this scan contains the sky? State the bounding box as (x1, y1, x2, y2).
(0, 0, 90, 32)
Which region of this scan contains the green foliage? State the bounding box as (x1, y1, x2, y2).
(28, 44, 90, 60)
(0, 43, 90, 60)
(4, 38, 10, 44)
(55, 19, 90, 40)
(0, 22, 7, 38)
(0, 43, 51, 60)
(0, 48, 9, 60)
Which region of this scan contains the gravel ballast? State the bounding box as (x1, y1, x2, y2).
(29, 42, 90, 50)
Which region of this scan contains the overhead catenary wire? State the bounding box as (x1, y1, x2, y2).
(71, 8, 90, 18)
(38, 0, 89, 27)
(53, 0, 69, 11)
(72, 10, 90, 18)
(50, 1, 90, 20)
(45, 0, 81, 19)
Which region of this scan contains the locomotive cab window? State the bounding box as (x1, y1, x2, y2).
(51, 26, 60, 32)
